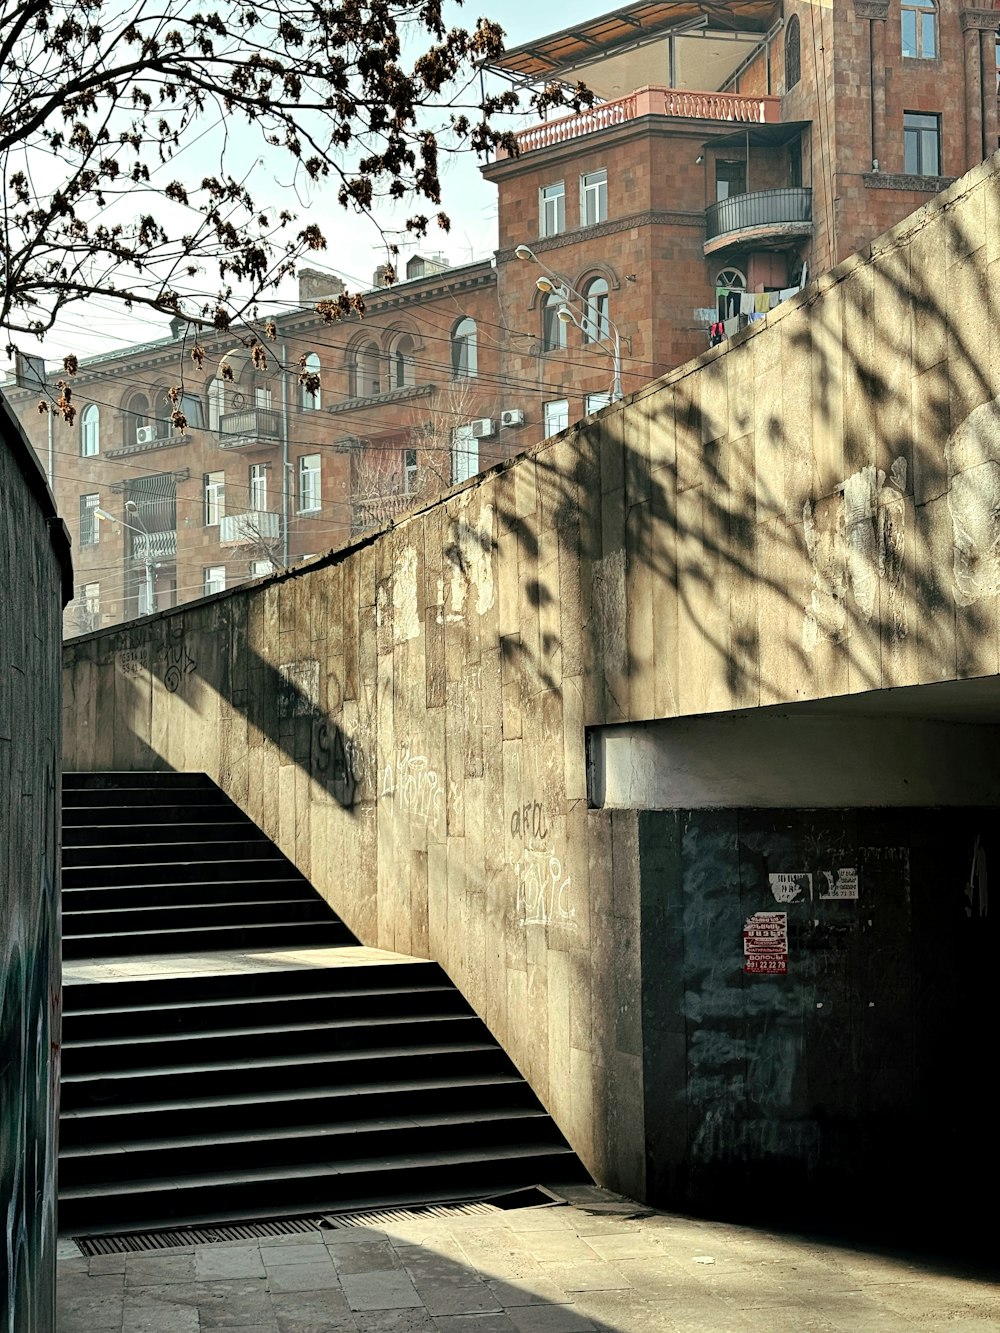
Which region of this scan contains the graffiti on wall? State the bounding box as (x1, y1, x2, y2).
(115, 634, 196, 693)
(508, 793, 574, 929)
(381, 746, 445, 830)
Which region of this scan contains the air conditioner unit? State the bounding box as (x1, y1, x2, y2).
(470, 418, 495, 440)
(135, 424, 158, 444)
(500, 409, 525, 428)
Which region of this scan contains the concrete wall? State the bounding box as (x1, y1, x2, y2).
(63, 153, 1000, 1208)
(1, 394, 72, 1333)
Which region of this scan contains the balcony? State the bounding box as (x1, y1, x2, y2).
(704, 187, 812, 254)
(218, 407, 281, 451)
(502, 86, 781, 156)
(351, 491, 417, 536)
(220, 510, 281, 546)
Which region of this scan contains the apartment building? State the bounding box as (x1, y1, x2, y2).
(4, 0, 998, 634)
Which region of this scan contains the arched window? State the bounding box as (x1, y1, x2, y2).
(81, 404, 100, 457)
(542, 291, 567, 353)
(582, 277, 610, 345)
(785, 15, 801, 90)
(208, 377, 225, 430)
(715, 267, 746, 320)
(299, 352, 321, 409)
(902, 0, 936, 59)
(123, 392, 151, 446)
(451, 317, 477, 378)
(390, 333, 416, 389)
(354, 342, 381, 397)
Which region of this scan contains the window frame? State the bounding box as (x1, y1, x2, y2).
(539, 181, 566, 238)
(204, 565, 226, 596)
(404, 447, 419, 493)
(248, 463, 268, 513)
(451, 317, 478, 379)
(81, 403, 100, 457)
(903, 110, 941, 176)
(901, 0, 937, 60)
(784, 14, 801, 90)
(451, 425, 479, 485)
(580, 169, 608, 227)
(542, 291, 568, 354)
(543, 399, 570, 439)
(582, 277, 611, 345)
(79, 493, 100, 547)
(204, 470, 225, 527)
(299, 351, 322, 409)
(298, 453, 321, 513)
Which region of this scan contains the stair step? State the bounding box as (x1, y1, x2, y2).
(62, 962, 444, 1011)
(62, 879, 318, 912)
(64, 840, 285, 868)
(59, 1109, 557, 1185)
(63, 772, 217, 791)
(61, 1041, 514, 1109)
(63, 859, 300, 888)
(63, 821, 267, 848)
(63, 984, 467, 1040)
(63, 898, 335, 936)
(62, 919, 353, 960)
(63, 1012, 488, 1072)
(59, 1073, 536, 1142)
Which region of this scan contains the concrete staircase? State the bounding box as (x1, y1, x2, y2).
(60, 772, 588, 1235)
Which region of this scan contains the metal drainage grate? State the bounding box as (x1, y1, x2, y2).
(72, 1186, 566, 1256)
(322, 1185, 566, 1229)
(74, 1215, 325, 1257)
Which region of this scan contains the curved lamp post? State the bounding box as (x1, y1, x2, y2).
(514, 244, 624, 402)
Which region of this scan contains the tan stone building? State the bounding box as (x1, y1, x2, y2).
(4, 0, 998, 634)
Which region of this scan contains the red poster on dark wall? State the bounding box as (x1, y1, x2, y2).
(743, 911, 789, 975)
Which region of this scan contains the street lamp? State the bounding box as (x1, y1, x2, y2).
(515, 244, 624, 401)
(94, 503, 156, 615)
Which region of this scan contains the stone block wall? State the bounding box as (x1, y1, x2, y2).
(1, 394, 72, 1333)
(62, 153, 1000, 1206)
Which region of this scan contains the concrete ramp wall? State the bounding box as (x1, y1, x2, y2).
(63, 153, 1000, 1207)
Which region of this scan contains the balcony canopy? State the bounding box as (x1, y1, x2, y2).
(488, 0, 780, 100)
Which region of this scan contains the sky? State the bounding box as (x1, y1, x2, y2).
(8, 0, 624, 368)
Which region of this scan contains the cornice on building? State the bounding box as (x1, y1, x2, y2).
(496, 208, 705, 265)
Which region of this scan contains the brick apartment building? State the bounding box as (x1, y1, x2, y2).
(3, 0, 998, 634)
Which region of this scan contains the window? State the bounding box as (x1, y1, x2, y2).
(173, 391, 204, 429)
(208, 377, 225, 430)
(582, 277, 610, 344)
(902, 0, 936, 59)
(81, 403, 100, 457)
(389, 333, 416, 389)
(540, 181, 566, 237)
(204, 566, 226, 596)
(580, 169, 608, 226)
(299, 352, 321, 409)
(785, 14, 801, 90)
(904, 111, 940, 175)
(404, 447, 419, 493)
(124, 392, 150, 446)
(298, 454, 321, 512)
(451, 425, 478, 484)
(79, 493, 100, 547)
(249, 463, 268, 512)
(204, 470, 225, 526)
(451, 317, 478, 378)
(354, 341, 381, 396)
(254, 384, 273, 411)
(544, 400, 570, 439)
(542, 291, 568, 353)
(715, 160, 746, 201)
(78, 581, 100, 632)
(251, 559, 275, 578)
(585, 392, 612, 415)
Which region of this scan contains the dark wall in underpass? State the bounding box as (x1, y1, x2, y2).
(640, 808, 996, 1246)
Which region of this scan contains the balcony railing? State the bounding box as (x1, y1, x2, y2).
(351, 491, 417, 534)
(220, 510, 281, 545)
(218, 407, 282, 446)
(131, 531, 177, 562)
(705, 187, 813, 241)
(505, 86, 781, 156)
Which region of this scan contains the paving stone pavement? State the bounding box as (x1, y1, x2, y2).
(56, 1186, 1000, 1333)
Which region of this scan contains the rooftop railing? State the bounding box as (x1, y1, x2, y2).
(504, 86, 781, 156)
